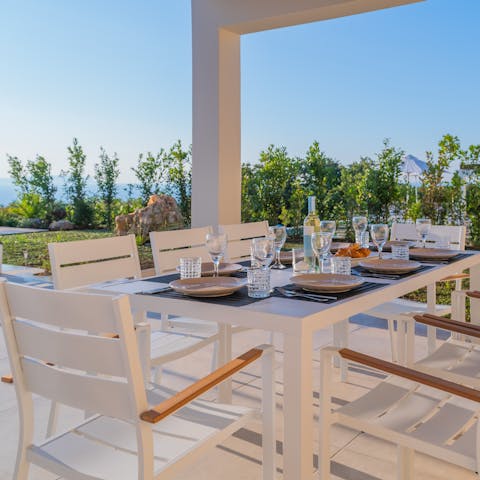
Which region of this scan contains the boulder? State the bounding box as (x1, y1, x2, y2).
(115, 194, 183, 241)
(49, 219, 75, 231)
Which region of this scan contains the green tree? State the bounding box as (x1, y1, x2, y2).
(94, 147, 120, 229)
(131, 151, 165, 205)
(164, 141, 191, 225)
(63, 138, 93, 228)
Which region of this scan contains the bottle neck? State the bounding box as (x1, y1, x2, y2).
(307, 196, 316, 215)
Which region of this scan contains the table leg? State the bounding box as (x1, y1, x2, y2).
(333, 320, 349, 381)
(283, 331, 314, 480)
(470, 263, 480, 325)
(426, 283, 437, 354)
(218, 323, 233, 403)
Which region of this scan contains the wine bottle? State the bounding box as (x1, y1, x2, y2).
(303, 196, 320, 270)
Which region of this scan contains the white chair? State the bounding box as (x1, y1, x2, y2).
(0, 280, 276, 480)
(219, 221, 270, 262)
(364, 223, 467, 363)
(47, 235, 222, 431)
(319, 345, 480, 479)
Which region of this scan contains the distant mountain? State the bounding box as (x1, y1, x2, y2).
(0, 177, 136, 206)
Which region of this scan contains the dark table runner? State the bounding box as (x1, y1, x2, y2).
(139, 278, 385, 307)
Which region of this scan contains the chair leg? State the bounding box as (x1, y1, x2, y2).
(211, 340, 219, 372)
(46, 400, 59, 438)
(153, 366, 163, 384)
(388, 318, 398, 363)
(262, 346, 276, 480)
(397, 446, 414, 480)
(333, 320, 349, 381)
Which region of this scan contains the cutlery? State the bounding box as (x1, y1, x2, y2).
(355, 272, 400, 280)
(275, 287, 335, 301)
(139, 286, 172, 295)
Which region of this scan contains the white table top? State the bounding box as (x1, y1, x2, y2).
(122, 252, 480, 335)
(0, 263, 45, 276)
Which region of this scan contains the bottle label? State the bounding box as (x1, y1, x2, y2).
(303, 226, 314, 235)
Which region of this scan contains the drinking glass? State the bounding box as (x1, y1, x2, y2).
(370, 224, 389, 259)
(352, 216, 368, 245)
(332, 256, 352, 275)
(251, 236, 275, 269)
(205, 233, 227, 277)
(247, 267, 271, 298)
(320, 220, 336, 236)
(311, 232, 333, 273)
(269, 225, 287, 270)
(416, 218, 432, 248)
(391, 244, 409, 260)
(179, 256, 202, 279)
(292, 248, 311, 274)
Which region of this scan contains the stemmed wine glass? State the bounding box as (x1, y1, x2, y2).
(251, 236, 275, 269)
(370, 224, 389, 259)
(269, 225, 287, 270)
(352, 216, 368, 246)
(205, 233, 227, 277)
(320, 220, 336, 262)
(311, 232, 333, 273)
(416, 218, 431, 248)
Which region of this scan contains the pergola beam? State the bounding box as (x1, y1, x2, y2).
(191, 0, 424, 228)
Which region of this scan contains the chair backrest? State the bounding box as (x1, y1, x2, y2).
(0, 280, 148, 423)
(390, 223, 466, 250)
(219, 221, 270, 261)
(150, 226, 213, 274)
(48, 234, 142, 289)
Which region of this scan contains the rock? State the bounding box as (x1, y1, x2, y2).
(115, 194, 183, 241)
(49, 219, 75, 231)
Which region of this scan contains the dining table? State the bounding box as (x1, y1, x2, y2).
(90, 251, 480, 480)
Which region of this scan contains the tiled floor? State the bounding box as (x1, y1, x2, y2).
(0, 316, 477, 480)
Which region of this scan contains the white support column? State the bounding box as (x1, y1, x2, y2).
(192, 13, 241, 227)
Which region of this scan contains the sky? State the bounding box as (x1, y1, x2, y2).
(0, 0, 479, 184)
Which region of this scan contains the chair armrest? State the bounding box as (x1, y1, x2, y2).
(141, 346, 267, 423)
(439, 273, 469, 282)
(413, 313, 480, 339)
(338, 348, 480, 403)
(467, 291, 480, 299)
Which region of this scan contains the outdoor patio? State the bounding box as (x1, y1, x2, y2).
(0, 313, 477, 480)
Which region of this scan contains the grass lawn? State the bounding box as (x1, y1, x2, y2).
(1, 231, 154, 273)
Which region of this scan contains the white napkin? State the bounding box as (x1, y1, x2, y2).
(99, 280, 169, 294)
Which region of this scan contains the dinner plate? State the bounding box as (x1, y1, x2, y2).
(201, 262, 243, 276)
(279, 250, 303, 264)
(409, 248, 460, 261)
(169, 277, 246, 297)
(290, 273, 364, 293)
(372, 241, 416, 252)
(359, 258, 421, 274)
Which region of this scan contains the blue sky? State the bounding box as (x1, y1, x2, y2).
(0, 0, 479, 183)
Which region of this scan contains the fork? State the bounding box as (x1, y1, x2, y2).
(276, 287, 335, 301)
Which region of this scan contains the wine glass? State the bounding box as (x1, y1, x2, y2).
(352, 216, 368, 245)
(205, 233, 227, 277)
(269, 225, 287, 270)
(311, 232, 333, 273)
(370, 224, 389, 259)
(319, 220, 336, 263)
(416, 218, 431, 248)
(251, 236, 275, 269)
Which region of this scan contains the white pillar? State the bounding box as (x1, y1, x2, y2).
(191, 12, 241, 227)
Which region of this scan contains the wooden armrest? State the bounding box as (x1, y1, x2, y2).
(338, 348, 480, 403)
(141, 347, 263, 423)
(1, 375, 13, 384)
(440, 273, 470, 282)
(413, 313, 480, 339)
(467, 291, 480, 299)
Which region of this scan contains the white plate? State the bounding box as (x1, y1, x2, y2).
(170, 277, 246, 297)
(359, 258, 421, 274)
(290, 273, 364, 293)
(201, 262, 243, 276)
(409, 248, 461, 260)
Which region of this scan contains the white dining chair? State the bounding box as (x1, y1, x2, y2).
(0, 279, 276, 480)
(47, 234, 222, 433)
(363, 223, 468, 363)
(219, 221, 270, 262)
(319, 343, 480, 479)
